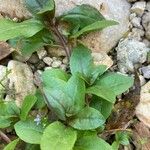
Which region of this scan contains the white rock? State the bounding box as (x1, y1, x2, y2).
(128, 0, 137, 2)
(141, 65, 150, 79)
(136, 81, 150, 128)
(128, 28, 145, 41)
(116, 38, 150, 73)
(143, 39, 150, 47)
(130, 17, 142, 29)
(6, 61, 36, 107)
(37, 49, 47, 60)
(43, 57, 53, 66)
(60, 64, 67, 71)
(62, 57, 68, 65)
(92, 52, 113, 68)
(0, 65, 8, 98)
(51, 60, 62, 68)
(130, 13, 137, 20)
(139, 75, 146, 86)
(44, 67, 53, 70)
(131, 1, 146, 16)
(142, 12, 150, 40)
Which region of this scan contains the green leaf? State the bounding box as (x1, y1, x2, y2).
(71, 20, 118, 38)
(25, 0, 55, 16)
(20, 95, 37, 121)
(90, 65, 107, 85)
(43, 74, 85, 120)
(42, 69, 69, 89)
(95, 72, 134, 96)
(9, 29, 54, 56)
(70, 44, 93, 79)
(86, 85, 116, 103)
(43, 87, 66, 121)
(14, 120, 44, 144)
(74, 131, 112, 150)
(69, 107, 105, 130)
(59, 4, 105, 35)
(41, 121, 77, 150)
(0, 18, 44, 41)
(70, 44, 107, 84)
(115, 131, 130, 146)
(90, 96, 113, 119)
(0, 101, 20, 128)
(25, 144, 40, 150)
(64, 74, 85, 116)
(4, 138, 19, 150)
(34, 89, 46, 109)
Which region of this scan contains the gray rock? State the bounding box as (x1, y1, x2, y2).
(130, 17, 142, 29)
(116, 38, 150, 73)
(146, 2, 150, 11)
(142, 39, 150, 47)
(142, 12, 150, 40)
(128, 28, 145, 41)
(62, 57, 68, 65)
(141, 65, 150, 79)
(139, 75, 146, 86)
(128, 0, 137, 2)
(131, 1, 146, 16)
(6, 61, 36, 107)
(28, 54, 39, 64)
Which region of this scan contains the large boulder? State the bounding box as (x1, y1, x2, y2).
(0, 0, 131, 53)
(6, 60, 36, 107)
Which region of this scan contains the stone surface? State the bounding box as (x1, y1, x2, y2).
(142, 12, 150, 40)
(136, 81, 150, 128)
(43, 57, 53, 66)
(92, 52, 113, 68)
(51, 60, 62, 68)
(0, 65, 8, 99)
(0, 0, 31, 19)
(6, 60, 36, 107)
(37, 49, 47, 60)
(0, 42, 14, 61)
(130, 17, 142, 29)
(116, 38, 150, 73)
(140, 65, 150, 79)
(131, 1, 146, 16)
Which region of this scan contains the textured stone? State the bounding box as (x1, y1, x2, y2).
(141, 65, 150, 79)
(136, 81, 150, 128)
(43, 57, 53, 66)
(0, 65, 8, 99)
(37, 49, 47, 60)
(0, 0, 31, 19)
(142, 12, 150, 40)
(131, 1, 146, 16)
(116, 38, 150, 73)
(92, 52, 113, 68)
(51, 60, 62, 68)
(6, 60, 36, 107)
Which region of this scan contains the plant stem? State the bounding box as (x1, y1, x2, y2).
(0, 130, 11, 143)
(47, 19, 71, 60)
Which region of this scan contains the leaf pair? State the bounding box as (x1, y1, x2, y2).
(59, 4, 118, 38)
(42, 69, 85, 121)
(41, 122, 112, 150)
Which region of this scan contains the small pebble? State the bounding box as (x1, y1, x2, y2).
(45, 67, 53, 70)
(43, 57, 53, 66)
(28, 54, 39, 64)
(60, 64, 67, 71)
(141, 65, 150, 79)
(139, 75, 146, 86)
(62, 57, 68, 64)
(37, 49, 47, 59)
(51, 60, 62, 68)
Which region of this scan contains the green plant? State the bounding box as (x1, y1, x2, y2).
(0, 0, 134, 150)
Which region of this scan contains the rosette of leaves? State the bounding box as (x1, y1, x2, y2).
(0, 0, 118, 56)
